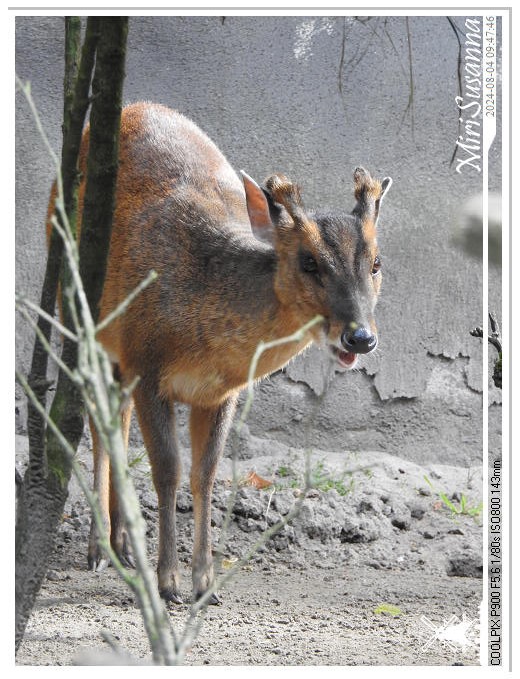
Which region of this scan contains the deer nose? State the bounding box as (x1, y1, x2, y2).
(341, 326, 377, 354)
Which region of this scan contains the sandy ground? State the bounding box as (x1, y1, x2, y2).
(15, 434, 483, 666)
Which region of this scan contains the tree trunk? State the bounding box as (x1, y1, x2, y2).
(79, 17, 128, 320)
(15, 17, 128, 653)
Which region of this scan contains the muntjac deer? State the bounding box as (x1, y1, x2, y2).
(51, 102, 391, 604)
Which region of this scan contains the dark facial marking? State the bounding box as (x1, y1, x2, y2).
(311, 211, 372, 278)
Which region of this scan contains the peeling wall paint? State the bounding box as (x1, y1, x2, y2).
(293, 17, 336, 61)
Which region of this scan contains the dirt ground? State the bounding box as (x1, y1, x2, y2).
(15, 433, 483, 666)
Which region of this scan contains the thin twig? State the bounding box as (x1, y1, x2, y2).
(381, 17, 408, 80)
(338, 17, 347, 96)
(488, 312, 502, 354)
(470, 312, 502, 355)
(15, 295, 78, 342)
(240, 315, 324, 430)
(96, 270, 158, 333)
(397, 17, 415, 139)
(264, 486, 276, 531)
(16, 305, 81, 386)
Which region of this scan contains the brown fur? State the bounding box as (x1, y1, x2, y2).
(47, 102, 391, 603)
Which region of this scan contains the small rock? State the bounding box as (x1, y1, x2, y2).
(341, 517, 381, 543)
(446, 551, 483, 578)
(389, 502, 411, 530)
(327, 492, 338, 509)
(391, 515, 410, 530)
(271, 525, 295, 550)
(272, 492, 295, 516)
(265, 510, 282, 527)
(357, 498, 379, 515)
(409, 505, 426, 520)
(176, 490, 192, 513)
(140, 490, 158, 511)
(237, 517, 263, 533)
(366, 560, 382, 569)
(305, 488, 320, 499)
(46, 569, 69, 582)
(422, 530, 435, 539)
(211, 508, 224, 528)
(418, 487, 432, 497)
(233, 489, 266, 520)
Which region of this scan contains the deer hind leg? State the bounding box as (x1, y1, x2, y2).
(88, 415, 111, 572)
(133, 376, 183, 604)
(190, 394, 238, 604)
(108, 398, 135, 568)
(87, 366, 135, 571)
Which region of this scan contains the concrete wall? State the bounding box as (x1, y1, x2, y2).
(15, 15, 502, 466)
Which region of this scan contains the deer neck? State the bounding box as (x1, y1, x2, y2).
(210, 237, 313, 379)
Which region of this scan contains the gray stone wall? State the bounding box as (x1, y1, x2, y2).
(15, 15, 501, 465)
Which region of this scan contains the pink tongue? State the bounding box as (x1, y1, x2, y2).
(338, 350, 356, 367)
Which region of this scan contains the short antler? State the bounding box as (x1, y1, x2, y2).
(264, 174, 305, 223)
(353, 166, 382, 202)
(353, 167, 392, 224)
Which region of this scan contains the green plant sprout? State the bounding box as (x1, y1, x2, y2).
(423, 475, 483, 519)
(275, 459, 355, 496)
(374, 603, 403, 617)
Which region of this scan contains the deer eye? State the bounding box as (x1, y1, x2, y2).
(300, 252, 319, 274)
(371, 255, 382, 275)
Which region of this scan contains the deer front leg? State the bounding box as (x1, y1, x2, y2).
(133, 378, 183, 604)
(190, 394, 238, 604)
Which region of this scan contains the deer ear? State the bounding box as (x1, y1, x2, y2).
(375, 176, 392, 225)
(241, 171, 275, 244)
(380, 177, 392, 202)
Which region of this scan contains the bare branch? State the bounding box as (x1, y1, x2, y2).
(16, 305, 81, 386)
(240, 314, 324, 431)
(96, 270, 158, 333)
(15, 294, 78, 342)
(488, 311, 502, 353)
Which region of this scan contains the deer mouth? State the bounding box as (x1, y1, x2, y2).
(330, 346, 358, 369)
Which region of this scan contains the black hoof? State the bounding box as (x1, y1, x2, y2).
(112, 533, 135, 569)
(208, 591, 222, 606)
(87, 555, 108, 573)
(195, 590, 222, 606)
(118, 551, 136, 569)
(160, 588, 184, 605)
